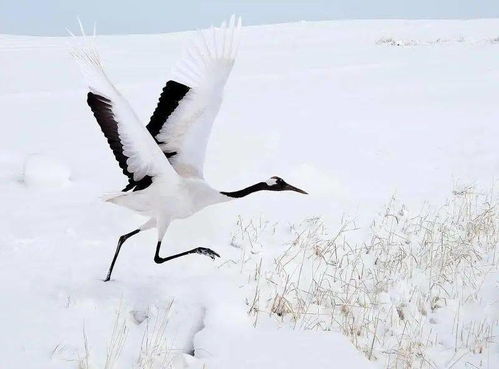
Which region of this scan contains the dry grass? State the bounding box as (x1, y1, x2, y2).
(136, 302, 175, 369)
(230, 187, 499, 368)
(78, 303, 175, 369)
(104, 307, 128, 369)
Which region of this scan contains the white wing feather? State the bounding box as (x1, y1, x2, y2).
(70, 32, 176, 183)
(155, 16, 242, 178)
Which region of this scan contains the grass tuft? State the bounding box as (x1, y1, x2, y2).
(230, 187, 499, 368)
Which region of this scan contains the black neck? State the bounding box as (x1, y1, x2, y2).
(220, 182, 268, 198)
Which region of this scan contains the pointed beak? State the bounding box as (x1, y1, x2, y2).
(284, 183, 308, 195)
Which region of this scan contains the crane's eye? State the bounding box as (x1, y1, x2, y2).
(269, 176, 285, 186)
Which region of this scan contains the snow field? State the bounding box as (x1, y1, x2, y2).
(1, 19, 499, 369)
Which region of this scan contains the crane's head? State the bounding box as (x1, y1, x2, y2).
(265, 176, 308, 194)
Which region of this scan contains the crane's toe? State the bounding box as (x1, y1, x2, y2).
(193, 247, 220, 260)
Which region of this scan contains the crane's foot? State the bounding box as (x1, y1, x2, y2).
(192, 247, 220, 260)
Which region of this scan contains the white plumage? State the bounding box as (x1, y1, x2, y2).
(71, 32, 175, 183)
(71, 16, 307, 281)
(156, 17, 242, 179)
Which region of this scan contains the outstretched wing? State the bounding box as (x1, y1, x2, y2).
(146, 15, 242, 179)
(71, 31, 176, 191)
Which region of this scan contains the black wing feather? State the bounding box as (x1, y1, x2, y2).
(87, 92, 152, 192)
(146, 80, 190, 158)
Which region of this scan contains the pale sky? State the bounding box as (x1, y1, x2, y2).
(1, 0, 499, 36)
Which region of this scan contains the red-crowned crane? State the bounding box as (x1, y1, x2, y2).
(71, 16, 307, 281)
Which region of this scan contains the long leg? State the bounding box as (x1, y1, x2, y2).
(153, 220, 220, 264)
(104, 229, 140, 281)
(104, 219, 155, 282)
(154, 242, 220, 264)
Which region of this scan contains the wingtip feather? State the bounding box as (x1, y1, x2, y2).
(172, 15, 242, 88)
(68, 20, 115, 97)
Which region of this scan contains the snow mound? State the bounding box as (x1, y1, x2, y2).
(194, 326, 372, 369)
(22, 154, 70, 188)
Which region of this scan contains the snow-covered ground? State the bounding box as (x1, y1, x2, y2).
(0, 19, 498, 368)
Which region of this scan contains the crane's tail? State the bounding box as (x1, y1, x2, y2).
(100, 192, 124, 203)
